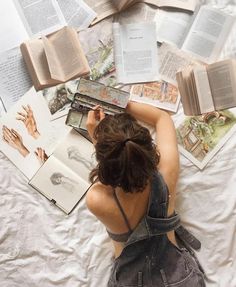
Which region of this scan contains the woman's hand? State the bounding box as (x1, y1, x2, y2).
(2, 125, 29, 157)
(86, 105, 105, 144)
(16, 105, 40, 139)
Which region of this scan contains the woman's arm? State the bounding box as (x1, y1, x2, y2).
(126, 101, 179, 214)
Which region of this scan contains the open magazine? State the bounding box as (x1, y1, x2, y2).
(155, 5, 235, 63)
(85, 0, 197, 24)
(29, 129, 96, 214)
(176, 109, 236, 169)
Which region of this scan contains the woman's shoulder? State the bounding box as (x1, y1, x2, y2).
(86, 182, 114, 218)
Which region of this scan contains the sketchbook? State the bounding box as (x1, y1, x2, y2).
(29, 129, 96, 214)
(176, 108, 236, 169)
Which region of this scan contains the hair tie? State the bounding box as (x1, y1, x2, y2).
(123, 138, 131, 147)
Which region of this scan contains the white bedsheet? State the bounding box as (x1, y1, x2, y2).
(1, 0, 236, 286)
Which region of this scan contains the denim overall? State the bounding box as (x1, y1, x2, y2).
(108, 172, 206, 287)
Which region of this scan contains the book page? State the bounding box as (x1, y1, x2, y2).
(78, 18, 116, 86)
(56, 0, 97, 30)
(43, 27, 90, 81)
(13, 0, 66, 37)
(144, 0, 196, 12)
(114, 2, 156, 25)
(84, 0, 118, 24)
(0, 47, 32, 111)
(155, 9, 193, 48)
(193, 65, 215, 113)
(130, 81, 180, 112)
(29, 155, 90, 214)
(176, 109, 236, 169)
(21, 39, 59, 90)
(113, 22, 159, 84)
(182, 5, 235, 62)
(158, 43, 195, 85)
(0, 1, 29, 53)
(207, 59, 236, 110)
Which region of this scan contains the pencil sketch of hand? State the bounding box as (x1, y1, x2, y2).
(2, 125, 29, 157)
(16, 105, 40, 139)
(34, 147, 48, 164)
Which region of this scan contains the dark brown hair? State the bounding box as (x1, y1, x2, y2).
(90, 113, 160, 193)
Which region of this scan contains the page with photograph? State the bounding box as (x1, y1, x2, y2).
(130, 81, 180, 112)
(176, 109, 236, 169)
(41, 78, 80, 120)
(113, 21, 159, 84)
(0, 87, 70, 179)
(29, 155, 90, 214)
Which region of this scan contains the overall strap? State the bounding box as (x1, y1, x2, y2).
(147, 172, 169, 219)
(112, 189, 132, 232)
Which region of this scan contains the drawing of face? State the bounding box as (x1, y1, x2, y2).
(50, 172, 63, 185)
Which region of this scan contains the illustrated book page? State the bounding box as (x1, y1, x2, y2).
(0, 87, 71, 179)
(41, 78, 80, 120)
(29, 129, 96, 214)
(130, 81, 180, 112)
(176, 108, 236, 169)
(113, 21, 159, 84)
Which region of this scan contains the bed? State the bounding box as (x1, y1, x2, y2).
(1, 0, 236, 286)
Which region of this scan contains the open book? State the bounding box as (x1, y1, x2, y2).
(29, 129, 96, 214)
(176, 108, 236, 169)
(20, 27, 90, 90)
(85, 0, 197, 24)
(113, 21, 159, 84)
(0, 0, 96, 111)
(176, 59, 236, 116)
(155, 5, 235, 63)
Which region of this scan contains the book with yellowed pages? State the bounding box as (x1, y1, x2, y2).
(20, 26, 90, 91)
(86, 0, 197, 24)
(176, 59, 236, 116)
